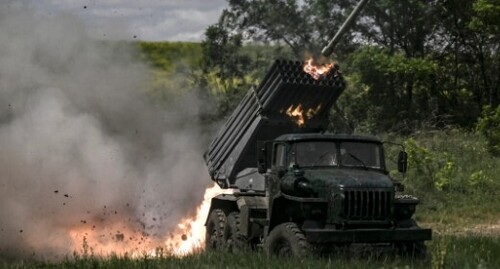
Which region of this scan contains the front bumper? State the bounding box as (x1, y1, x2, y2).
(303, 228, 432, 243)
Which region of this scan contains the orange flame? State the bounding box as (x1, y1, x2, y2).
(303, 58, 334, 80)
(68, 222, 158, 257)
(68, 184, 230, 257)
(286, 104, 305, 126)
(306, 104, 322, 119)
(286, 104, 322, 127)
(164, 184, 232, 256)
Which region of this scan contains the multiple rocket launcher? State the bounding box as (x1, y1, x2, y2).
(204, 0, 371, 189)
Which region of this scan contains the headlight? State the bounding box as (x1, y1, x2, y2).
(281, 177, 315, 197)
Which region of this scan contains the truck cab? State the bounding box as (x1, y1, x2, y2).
(265, 134, 393, 229)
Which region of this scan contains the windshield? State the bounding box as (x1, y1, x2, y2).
(294, 141, 382, 169)
(295, 141, 338, 166)
(340, 142, 382, 169)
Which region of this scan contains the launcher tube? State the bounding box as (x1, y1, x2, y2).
(321, 0, 370, 57)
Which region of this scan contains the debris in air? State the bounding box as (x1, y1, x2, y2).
(115, 233, 124, 242)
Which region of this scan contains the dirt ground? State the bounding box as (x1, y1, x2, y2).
(425, 219, 500, 236)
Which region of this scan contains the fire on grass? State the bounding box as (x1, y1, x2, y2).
(68, 184, 229, 257)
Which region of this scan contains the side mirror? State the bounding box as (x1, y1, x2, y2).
(257, 141, 267, 174)
(397, 151, 408, 173)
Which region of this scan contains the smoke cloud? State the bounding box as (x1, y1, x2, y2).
(0, 2, 210, 260)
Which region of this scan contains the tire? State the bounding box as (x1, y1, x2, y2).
(397, 241, 429, 260)
(395, 220, 429, 260)
(205, 209, 226, 250)
(264, 222, 312, 258)
(223, 211, 248, 252)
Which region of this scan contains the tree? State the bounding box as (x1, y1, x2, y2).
(218, 0, 362, 57)
(200, 0, 500, 131)
(470, 0, 500, 106)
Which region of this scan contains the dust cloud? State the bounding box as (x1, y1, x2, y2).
(0, 2, 211, 260)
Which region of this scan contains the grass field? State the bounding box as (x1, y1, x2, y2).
(4, 98, 500, 269)
(2, 235, 499, 269)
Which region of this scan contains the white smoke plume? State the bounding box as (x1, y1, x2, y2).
(0, 2, 211, 260)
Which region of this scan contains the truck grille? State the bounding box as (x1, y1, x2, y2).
(343, 189, 392, 220)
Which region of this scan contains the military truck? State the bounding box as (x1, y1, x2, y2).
(204, 0, 431, 258)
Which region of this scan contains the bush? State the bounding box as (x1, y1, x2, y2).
(476, 105, 500, 156)
(397, 130, 500, 197)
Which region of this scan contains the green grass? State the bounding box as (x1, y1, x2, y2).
(2, 235, 499, 269)
(138, 42, 202, 72)
(379, 129, 500, 229)
(136, 42, 203, 103)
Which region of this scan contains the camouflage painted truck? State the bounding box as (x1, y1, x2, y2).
(204, 0, 431, 258)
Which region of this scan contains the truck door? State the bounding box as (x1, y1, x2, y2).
(266, 143, 287, 231)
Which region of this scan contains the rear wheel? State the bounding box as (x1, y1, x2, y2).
(205, 209, 226, 250)
(223, 211, 248, 252)
(264, 222, 312, 258)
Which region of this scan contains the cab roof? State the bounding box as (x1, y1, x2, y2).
(274, 133, 382, 143)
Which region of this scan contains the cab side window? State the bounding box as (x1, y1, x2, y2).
(273, 144, 286, 167)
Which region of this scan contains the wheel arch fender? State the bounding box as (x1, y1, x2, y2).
(205, 194, 238, 225)
(268, 196, 288, 233)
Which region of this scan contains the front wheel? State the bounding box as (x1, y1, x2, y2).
(397, 241, 429, 259)
(263, 222, 312, 258)
(395, 219, 429, 260)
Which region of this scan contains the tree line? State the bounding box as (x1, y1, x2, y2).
(198, 0, 500, 135)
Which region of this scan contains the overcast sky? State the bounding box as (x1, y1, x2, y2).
(24, 0, 229, 41)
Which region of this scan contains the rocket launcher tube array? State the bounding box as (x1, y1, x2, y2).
(204, 60, 346, 188)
